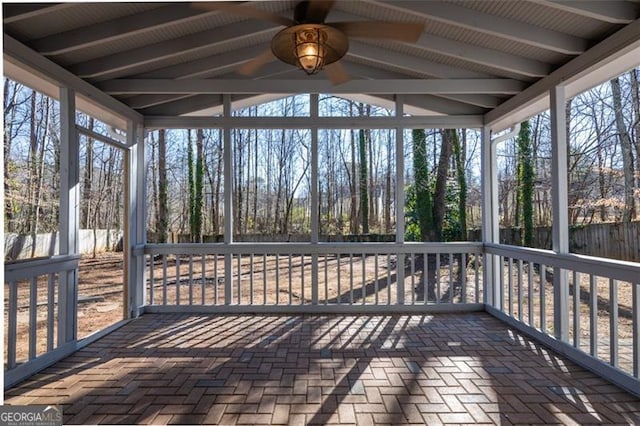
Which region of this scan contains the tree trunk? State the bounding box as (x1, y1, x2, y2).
(516, 121, 534, 246)
(157, 129, 169, 243)
(453, 129, 467, 241)
(630, 69, 640, 213)
(412, 128, 434, 241)
(433, 129, 454, 240)
(81, 118, 94, 229)
(611, 77, 636, 221)
(194, 129, 204, 242)
(358, 127, 369, 234)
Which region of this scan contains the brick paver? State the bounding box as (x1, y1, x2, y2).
(5, 313, 640, 424)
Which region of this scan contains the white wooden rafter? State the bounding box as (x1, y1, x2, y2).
(368, 0, 588, 54)
(31, 3, 226, 55)
(486, 17, 640, 131)
(71, 20, 279, 79)
(98, 78, 526, 95)
(327, 10, 551, 78)
(534, 0, 638, 24)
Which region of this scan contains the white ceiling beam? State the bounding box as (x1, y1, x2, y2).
(368, 0, 587, 54)
(534, 1, 638, 24)
(70, 20, 278, 79)
(3, 4, 75, 23)
(407, 33, 551, 78)
(144, 115, 484, 130)
(124, 62, 293, 109)
(486, 18, 640, 130)
(134, 44, 272, 79)
(347, 41, 491, 78)
(141, 94, 224, 116)
(374, 94, 486, 115)
(3, 35, 142, 125)
(327, 10, 550, 78)
(98, 78, 526, 95)
(299, 62, 502, 109)
(125, 94, 195, 110)
(31, 3, 222, 55)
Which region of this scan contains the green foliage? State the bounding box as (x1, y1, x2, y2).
(516, 121, 534, 246)
(411, 129, 434, 241)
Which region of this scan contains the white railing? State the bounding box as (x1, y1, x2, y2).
(485, 243, 640, 394)
(4, 255, 79, 378)
(142, 242, 484, 312)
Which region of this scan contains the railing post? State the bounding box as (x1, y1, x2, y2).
(550, 84, 570, 342)
(58, 86, 79, 344)
(223, 95, 233, 304)
(395, 95, 405, 304)
(481, 126, 500, 307)
(310, 94, 319, 305)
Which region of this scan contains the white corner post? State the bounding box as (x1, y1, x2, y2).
(481, 126, 500, 307)
(124, 120, 146, 318)
(223, 94, 234, 304)
(550, 84, 570, 342)
(310, 93, 319, 305)
(58, 87, 79, 344)
(395, 95, 405, 304)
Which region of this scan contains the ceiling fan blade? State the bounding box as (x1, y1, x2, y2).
(192, 2, 294, 27)
(238, 49, 275, 76)
(305, 0, 335, 23)
(332, 21, 425, 43)
(324, 61, 350, 86)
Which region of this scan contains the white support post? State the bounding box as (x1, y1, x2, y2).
(58, 87, 79, 344)
(124, 121, 145, 318)
(136, 124, 146, 311)
(395, 95, 405, 304)
(310, 94, 319, 305)
(223, 95, 233, 304)
(481, 126, 500, 306)
(550, 84, 570, 342)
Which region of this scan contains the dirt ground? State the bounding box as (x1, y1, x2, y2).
(5, 251, 634, 374)
(5, 252, 126, 365)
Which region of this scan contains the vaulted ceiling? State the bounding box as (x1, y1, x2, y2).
(3, 1, 640, 121)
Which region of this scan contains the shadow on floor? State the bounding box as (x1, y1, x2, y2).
(5, 313, 640, 425)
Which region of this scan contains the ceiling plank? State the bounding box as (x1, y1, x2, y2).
(3, 3, 75, 23)
(133, 44, 273, 79)
(407, 33, 551, 78)
(347, 41, 491, 78)
(31, 3, 221, 55)
(368, 0, 588, 54)
(98, 78, 526, 95)
(124, 62, 294, 109)
(327, 10, 550, 77)
(486, 17, 640, 130)
(70, 20, 278, 79)
(3, 35, 142, 124)
(534, 1, 638, 24)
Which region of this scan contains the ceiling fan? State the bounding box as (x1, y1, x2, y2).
(194, 1, 425, 85)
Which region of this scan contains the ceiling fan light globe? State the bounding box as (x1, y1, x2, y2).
(296, 42, 325, 74)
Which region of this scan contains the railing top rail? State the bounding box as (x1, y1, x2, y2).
(143, 241, 484, 255)
(485, 243, 640, 283)
(4, 254, 81, 283)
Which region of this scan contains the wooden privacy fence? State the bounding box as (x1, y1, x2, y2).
(469, 221, 640, 262)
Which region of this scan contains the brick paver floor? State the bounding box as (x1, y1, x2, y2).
(5, 313, 640, 425)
